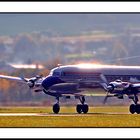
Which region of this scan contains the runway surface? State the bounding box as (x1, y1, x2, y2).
(0, 112, 129, 116)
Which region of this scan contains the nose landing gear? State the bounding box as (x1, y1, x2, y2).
(53, 103, 60, 114)
(53, 97, 60, 114)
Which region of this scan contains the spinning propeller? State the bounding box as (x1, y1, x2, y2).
(100, 74, 124, 104)
(21, 75, 43, 88)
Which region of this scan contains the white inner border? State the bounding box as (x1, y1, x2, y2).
(0, 128, 140, 138)
(0, 2, 139, 12)
(0, 1, 140, 138)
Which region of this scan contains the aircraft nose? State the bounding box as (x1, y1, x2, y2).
(41, 76, 64, 90)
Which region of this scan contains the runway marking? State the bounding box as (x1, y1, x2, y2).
(0, 112, 130, 116)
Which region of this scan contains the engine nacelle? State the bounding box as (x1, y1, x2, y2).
(110, 80, 123, 87)
(108, 80, 129, 93)
(27, 80, 35, 88)
(109, 79, 127, 88)
(107, 83, 115, 92)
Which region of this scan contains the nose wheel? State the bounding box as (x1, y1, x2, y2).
(53, 103, 60, 114)
(76, 96, 89, 114)
(53, 97, 60, 114)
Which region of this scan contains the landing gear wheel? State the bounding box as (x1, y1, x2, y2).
(129, 104, 136, 114)
(135, 104, 140, 114)
(82, 104, 89, 114)
(76, 104, 82, 114)
(53, 103, 60, 114)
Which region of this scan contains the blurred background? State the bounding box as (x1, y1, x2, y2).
(0, 13, 140, 106)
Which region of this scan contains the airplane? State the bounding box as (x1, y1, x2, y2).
(1, 63, 140, 114)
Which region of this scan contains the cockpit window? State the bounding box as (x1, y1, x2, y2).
(53, 72, 60, 76)
(49, 67, 61, 76)
(49, 70, 54, 76)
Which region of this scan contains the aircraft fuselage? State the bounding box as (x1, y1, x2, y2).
(42, 64, 140, 90)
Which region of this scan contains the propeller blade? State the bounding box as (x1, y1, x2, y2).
(103, 93, 115, 104)
(20, 75, 43, 88)
(100, 83, 109, 91)
(100, 74, 108, 84)
(103, 94, 108, 104)
(20, 77, 29, 82)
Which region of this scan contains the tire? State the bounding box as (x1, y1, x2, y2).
(53, 103, 60, 114)
(82, 104, 89, 114)
(135, 104, 140, 114)
(129, 104, 136, 114)
(76, 104, 82, 114)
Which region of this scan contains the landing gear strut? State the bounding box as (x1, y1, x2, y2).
(129, 95, 140, 114)
(53, 97, 60, 114)
(76, 96, 89, 114)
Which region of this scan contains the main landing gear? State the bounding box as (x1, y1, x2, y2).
(129, 95, 140, 114)
(76, 96, 89, 114)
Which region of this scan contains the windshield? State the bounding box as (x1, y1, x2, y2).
(49, 68, 60, 77)
(49, 69, 54, 76)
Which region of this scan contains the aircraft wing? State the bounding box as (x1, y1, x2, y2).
(46, 82, 107, 97)
(132, 83, 140, 88)
(48, 83, 82, 94)
(0, 75, 28, 83)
